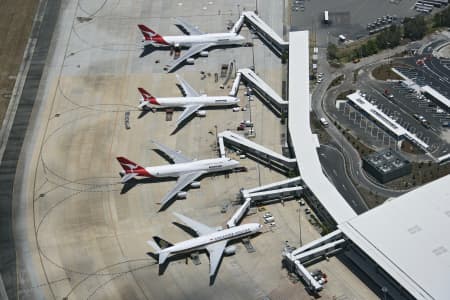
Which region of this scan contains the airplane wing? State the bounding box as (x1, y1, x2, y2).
(166, 43, 214, 73)
(159, 171, 205, 208)
(175, 104, 203, 127)
(173, 212, 216, 236)
(176, 74, 200, 97)
(174, 18, 204, 35)
(206, 240, 227, 276)
(152, 141, 192, 164)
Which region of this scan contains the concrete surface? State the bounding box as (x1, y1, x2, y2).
(10, 1, 380, 299)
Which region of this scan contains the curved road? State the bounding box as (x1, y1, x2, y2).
(312, 46, 410, 200)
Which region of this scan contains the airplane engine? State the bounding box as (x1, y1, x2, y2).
(119, 170, 125, 176)
(224, 245, 236, 255)
(196, 110, 206, 117)
(199, 51, 209, 57)
(190, 181, 201, 188)
(177, 192, 187, 199)
(186, 58, 195, 64)
(174, 43, 181, 48)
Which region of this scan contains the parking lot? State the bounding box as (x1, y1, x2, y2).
(290, 0, 418, 47)
(395, 63, 450, 99)
(336, 101, 399, 150)
(358, 79, 449, 156)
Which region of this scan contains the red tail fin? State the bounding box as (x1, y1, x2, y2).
(138, 24, 169, 45)
(138, 25, 157, 40)
(117, 157, 143, 171)
(138, 88, 159, 105)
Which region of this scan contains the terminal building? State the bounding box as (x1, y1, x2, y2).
(208, 13, 449, 299)
(362, 149, 412, 183)
(421, 85, 450, 113)
(282, 30, 450, 299)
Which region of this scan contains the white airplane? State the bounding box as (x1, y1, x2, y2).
(138, 74, 239, 128)
(138, 17, 246, 72)
(148, 212, 262, 278)
(116, 141, 241, 208)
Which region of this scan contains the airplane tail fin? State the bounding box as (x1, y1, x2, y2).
(138, 24, 164, 41)
(147, 239, 161, 252)
(138, 88, 159, 107)
(151, 236, 173, 264)
(116, 156, 144, 171)
(147, 239, 170, 264)
(116, 157, 149, 182)
(153, 236, 174, 249)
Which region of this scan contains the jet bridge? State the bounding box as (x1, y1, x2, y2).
(227, 177, 304, 228)
(218, 130, 297, 175)
(283, 230, 347, 293)
(242, 11, 289, 57)
(241, 177, 303, 203)
(229, 68, 288, 117)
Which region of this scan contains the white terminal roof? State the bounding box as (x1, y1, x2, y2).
(242, 11, 289, 46)
(288, 31, 356, 223)
(421, 85, 450, 109)
(347, 91, 429, 150)
(339, 175, 450, 300)
(238, 68, 287, 105)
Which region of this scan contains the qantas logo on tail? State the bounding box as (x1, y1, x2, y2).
(138, 25, 169, 45)
(138, 88, 159, 105)
(116, 157, 152, 177)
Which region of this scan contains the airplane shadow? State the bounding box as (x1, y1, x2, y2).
(120, 176, 175, 194)
(137, 109, 152, 119)
(172, 222, 199, 237)
(139, 44, 171, 58)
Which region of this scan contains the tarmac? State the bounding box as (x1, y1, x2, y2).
(6, 0, 379, 299)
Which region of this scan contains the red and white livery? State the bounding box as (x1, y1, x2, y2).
(138, 18, 245, 72)
(117, 141, 240, 209)
(138, 74, 239, 128)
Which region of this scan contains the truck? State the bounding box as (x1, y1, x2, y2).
(323, 10, 329, 24)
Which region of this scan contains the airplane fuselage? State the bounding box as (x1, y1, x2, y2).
(160, 223, 262, 258)
(130, 157, 239, 178)
(143, 32, 246, 47)
(140, 96, 239, 109)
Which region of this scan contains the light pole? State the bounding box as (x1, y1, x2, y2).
(297, 208, 303, 247)
(381, 286, 388, 300)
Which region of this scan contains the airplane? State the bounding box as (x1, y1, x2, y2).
(138, 17, 246, 72)
(116, 141, 241, 209)
(138, 74, 240, 128)
(148, 212, 262, 280)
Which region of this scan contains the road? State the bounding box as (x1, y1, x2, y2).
(318, 144, 368, 214)
(0, 0, 60, 299)
(311, 40, 414, 200)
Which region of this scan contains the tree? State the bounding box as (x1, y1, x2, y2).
(375, 25, 401, 49)
(327, 43, 338, 60)
(366, 39, 378, 55)
(433, 6, 450, 27)
(360, 44, 369, 57)
(403, 16, 427, 40)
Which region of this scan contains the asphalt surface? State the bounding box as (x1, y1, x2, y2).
(291, 0, 417, 45)
(318, 144, 368, 214)
(0, 0, 59, 299)
(311, 44, 410, 199)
